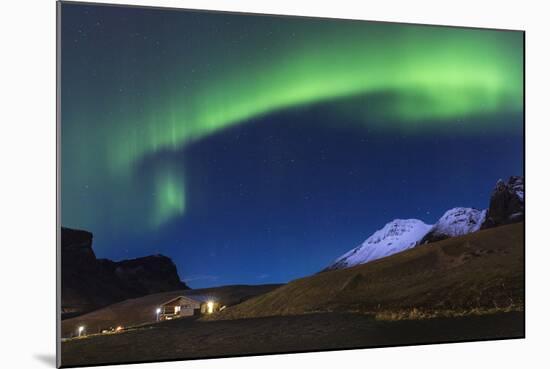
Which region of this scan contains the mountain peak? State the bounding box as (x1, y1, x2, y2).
(325, 219, 432, 271)
(420, 207, 486, 244)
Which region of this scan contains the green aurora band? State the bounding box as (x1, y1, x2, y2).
(108, 25, 523, 171)
(62, 13, 523, 230)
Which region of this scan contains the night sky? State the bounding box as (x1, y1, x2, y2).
(60, 3, 524, 288)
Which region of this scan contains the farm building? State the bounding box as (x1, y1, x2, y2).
(61, 285, 280, 338)
(158, 295, 221, 320)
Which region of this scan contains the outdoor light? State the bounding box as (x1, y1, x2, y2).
(78, 326, 85, 337)
(207, 301, 214, 314)
(156, 307, 161, 321)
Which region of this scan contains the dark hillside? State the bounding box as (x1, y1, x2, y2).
(212, 223, 524, 320)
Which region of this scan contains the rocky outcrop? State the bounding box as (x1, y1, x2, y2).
(61, 227, 188, 317)
(481, 176, 524, 229)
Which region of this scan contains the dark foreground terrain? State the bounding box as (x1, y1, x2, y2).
(61, 311, 523, 367)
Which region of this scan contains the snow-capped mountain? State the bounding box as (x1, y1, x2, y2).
(326, 209, 488, 271)
(420, 207, 487, 244)
(326, 219, 433, 270)
(325, 176, 524, 272)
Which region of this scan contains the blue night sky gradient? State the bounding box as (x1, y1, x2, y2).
(97, 108, 523, 287)
(61, 4, 524, 288)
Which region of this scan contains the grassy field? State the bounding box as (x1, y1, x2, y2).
(211, 223, 524, 320)
(61, 311, 524, 367)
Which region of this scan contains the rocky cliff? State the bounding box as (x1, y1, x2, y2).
(61, 227, 188, 317)
(481, 176, 524, 229)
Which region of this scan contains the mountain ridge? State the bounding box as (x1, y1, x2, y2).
(325, 176, 524, 271)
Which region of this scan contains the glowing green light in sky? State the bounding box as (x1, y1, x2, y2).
(106, 25, 523, 173)
(151, 171, 186, 228)
(61, 8, 523, 231)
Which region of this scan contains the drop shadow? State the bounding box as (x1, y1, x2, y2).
(33, 353, 56, 367)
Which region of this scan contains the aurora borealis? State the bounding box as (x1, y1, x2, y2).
(61, 3, 523, 287)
